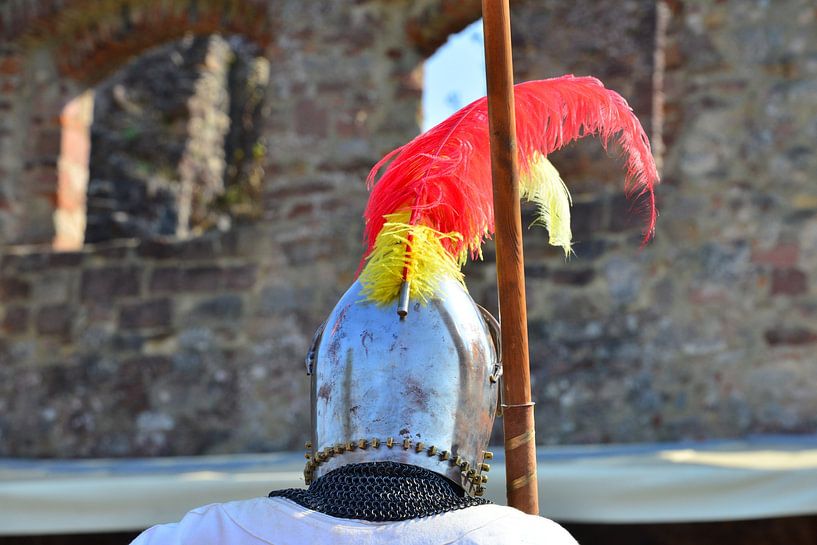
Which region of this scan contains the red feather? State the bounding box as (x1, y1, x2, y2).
(363, 75, 659, 263)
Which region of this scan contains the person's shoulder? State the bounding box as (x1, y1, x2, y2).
(455, 505, 579, 545)
(129, 498, 276, 545)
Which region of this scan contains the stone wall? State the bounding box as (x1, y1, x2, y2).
(496, 0, 817, 444)
(470, 0, 817, 445)
(1, 0, 816, 457)
(0, 224, 358, 456)
(0, 0, 434, 457)
(651, 0, 817, 437)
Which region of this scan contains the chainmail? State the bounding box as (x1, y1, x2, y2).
(268, 461, 490, 521)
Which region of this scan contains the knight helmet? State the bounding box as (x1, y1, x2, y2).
(301, 76, 659, 497)
(304, 278, 501, 496)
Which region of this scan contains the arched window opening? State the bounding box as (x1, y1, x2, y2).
(421, 20, 485, 132)
(54, 33, 270, 249)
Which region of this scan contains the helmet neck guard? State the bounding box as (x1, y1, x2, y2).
(270, 461, 490, 521)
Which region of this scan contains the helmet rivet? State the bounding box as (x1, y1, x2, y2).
(336, 443, 345, 454)
(427, 445, 437, 456)
(483, 451, 494, 460)
(454, 456, 464, 467)
(386, 437, 395, 448)
(474, 486, 485, 497)
(358, 439, 368, 449)
(402, 438, 411, 450)
(371, 438, 380, 448)
(415, 442, 425, 453)
(439, 450, 450, 461)
(305, 441, 313, 450)
(481, 475, 488, 484)
(479, 463, 491, 472)
(347, 441, 356, 451)
(304, 453, 311, 460)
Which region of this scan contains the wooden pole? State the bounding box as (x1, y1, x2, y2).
(481, 0, 539, 515)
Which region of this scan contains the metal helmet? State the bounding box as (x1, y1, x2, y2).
(304, 278, 501, 496)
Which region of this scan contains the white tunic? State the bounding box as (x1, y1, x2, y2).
(131, 497, 578, 545)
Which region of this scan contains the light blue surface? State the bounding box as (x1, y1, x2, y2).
(422, 19, 486, 131)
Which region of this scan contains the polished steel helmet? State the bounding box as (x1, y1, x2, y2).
(303, 278, 501, 496)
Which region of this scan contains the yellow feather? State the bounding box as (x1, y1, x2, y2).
(361, 155, 571, 304)
(359, 212, 466, 304)
(520, 153, 573, 257)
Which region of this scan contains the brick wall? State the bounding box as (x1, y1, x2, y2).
(651, 0, 817, 437)
(0, 222, 362, 456)
(1, 0, 816, 457)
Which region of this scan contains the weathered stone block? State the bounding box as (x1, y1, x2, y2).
(0, 56, 22, 76)
(286, 201, 315, 220)
(571, 198, 607, 238)
(222, 265, 257, 291)
(552, 268, 596, 286)
(1, 252, 50, 273)
(119, 354, 171, 376)
(0, 277, 30, 299)
(84, 303, 116, 323)
(112, 333, 145, 352)
(752, 243, 799, 268)
(80, 267, 140, 301)
(119, 299, 173, 330)
(281, 238, 333, 266)
(771, 268, 808, 296)
(137, 241, 179, 260)
(2, 306, 28, 335)
(192, 295, 244, 320)
(604, 256, 642, 305)
(34, 128, 61, 158)
(294, 99, 328, 138)
(177, 238, 216, 260)
(524, 264, 550, 279)
(149, 268, 182, 293)
(609, 194, 640, 233)
(35, 304, 72, 337)
(47, 252, 84, 268)
(181, 267, 222, 291)
(92, 244, 132, 259)
(765, 327, 817, 346)
(267, 180, 334, 201)
(32, 274, 71, 304)
(573, 239, 609, 260)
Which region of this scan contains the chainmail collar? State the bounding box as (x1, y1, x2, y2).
(268, 461, 491, 522)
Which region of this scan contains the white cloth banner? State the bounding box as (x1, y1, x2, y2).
(2, 436, 817, 535)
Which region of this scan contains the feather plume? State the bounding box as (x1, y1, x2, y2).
(520, 152, 573, 257)
(359, 212, 466, 304)
(360, 75, 659, 304)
